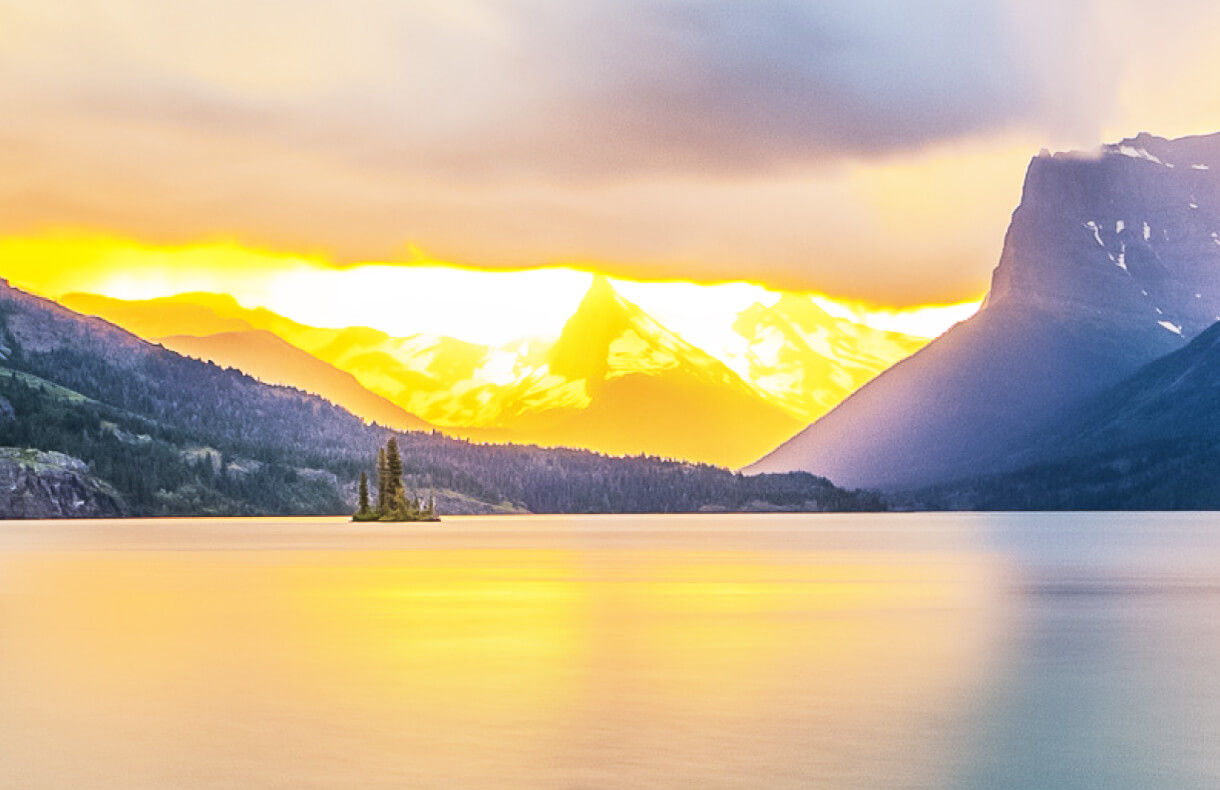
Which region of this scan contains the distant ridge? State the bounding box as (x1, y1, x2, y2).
(63, 279, 809, 468)
(0, 280, 880, 516)
(157, 330, 433, 433)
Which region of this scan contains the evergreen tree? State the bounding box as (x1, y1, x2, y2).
(385, 437, 403, 500)
(376, 447, 388, 514)
(357, 471, 370, 515)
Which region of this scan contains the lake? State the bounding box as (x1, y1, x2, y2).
(0, 513, 1218, 789)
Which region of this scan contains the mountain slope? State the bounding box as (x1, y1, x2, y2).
(906, 322, 1220, 509)
(157, 330, 432, 432)
(63, 280, 804, 468)
(1042, 319, 1220, 455)
(498, 276, 803, 467)
(731, 294, 926, 422)
(61, 291, 537, 432)
(0, 279, 879, 515)
(750, 132, 1220, 489)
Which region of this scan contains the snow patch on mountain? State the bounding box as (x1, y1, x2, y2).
(1085, 221, 1104, 246)
(1117, 145, 1170, 166)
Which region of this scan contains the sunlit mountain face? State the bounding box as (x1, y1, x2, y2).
(54, 274, 953, 468)
(732, 295, 927, 422)
(12, 235, 978, 468)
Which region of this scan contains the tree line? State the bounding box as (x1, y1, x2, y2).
(354, 437, 438, 521)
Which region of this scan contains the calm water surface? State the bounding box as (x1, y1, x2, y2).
(0, 513, 1218, 789)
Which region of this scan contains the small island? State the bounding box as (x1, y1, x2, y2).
(353, 437, 440, 522)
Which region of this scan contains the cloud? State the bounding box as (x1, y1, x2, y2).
(514, 0, 1088, 174)
(0, 0, 1218, 303)
(0, 0, 1106, 178)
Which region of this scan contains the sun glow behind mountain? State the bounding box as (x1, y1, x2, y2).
(1, 234, 979, 348)
(2, 232, 981, 465)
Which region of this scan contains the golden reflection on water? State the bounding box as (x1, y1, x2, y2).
(0, 518, 1011, 789)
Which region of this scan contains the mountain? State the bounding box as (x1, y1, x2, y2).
(61, 291, 535, 434)
(0, 279, 880, 516)
(156, 330, 433, 433)
(731, 294, 925, 422)
(907, 321, 1220, 509)
(64, 279, 805, 468)
(60, 291, 258, 337)
(750, 132, 1220, 489)
(1039, 319, 1220, 455)
(485, 276, 803, 467)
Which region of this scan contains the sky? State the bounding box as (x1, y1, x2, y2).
(3, 0, 1220, 311)
(0, 235, 978, 346)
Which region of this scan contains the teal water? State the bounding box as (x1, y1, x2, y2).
(0, 513, 1217, 788)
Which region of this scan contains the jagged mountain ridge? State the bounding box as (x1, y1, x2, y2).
(502, 276, 802, 467)
(0, 279, 880, 515)
(987, 131, 1220, 332)
(64, 278, 915, 468)
(61, 291, 552, 433)
(732, 294, 925, 422)
(65, 282, 801, 467)
(750, 132, 1220, 489)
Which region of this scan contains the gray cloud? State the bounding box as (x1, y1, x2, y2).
(0, 0, 1216, 303)
(0, 0, 1111, 180)
(324, 0, 1111, 179)
(517, 1, 1048, 170)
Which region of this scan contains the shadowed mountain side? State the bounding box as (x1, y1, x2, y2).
(1007, 319, 1220, 467)
(750, 132, 1220, 489)
(156, 330, 433, 433)
(748, 300, 1171, 488)
(902, 322, 1220, 509)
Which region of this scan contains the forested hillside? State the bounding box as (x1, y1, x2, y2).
(0, 280, 881, 516)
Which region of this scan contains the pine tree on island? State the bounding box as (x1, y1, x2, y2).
(353, 437, 440, 522)
(386, 437, 403, 502)
(376, 447, 388, 511)
(356, 471, 370, 518)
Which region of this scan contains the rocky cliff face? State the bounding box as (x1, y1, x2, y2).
(749, 132, 1220, 490)
(0, 448, 125, 518)
(988, 132, 1220, 334)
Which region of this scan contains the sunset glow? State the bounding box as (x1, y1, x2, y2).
(3, 234, 978, 348)
(5, 4, 1220, 787)
(1, 0, 1212, 469)
(0, 231, 973, 464)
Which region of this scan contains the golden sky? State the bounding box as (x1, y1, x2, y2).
(0, 234, 980, 347)
(3, 0, 1220, 308)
